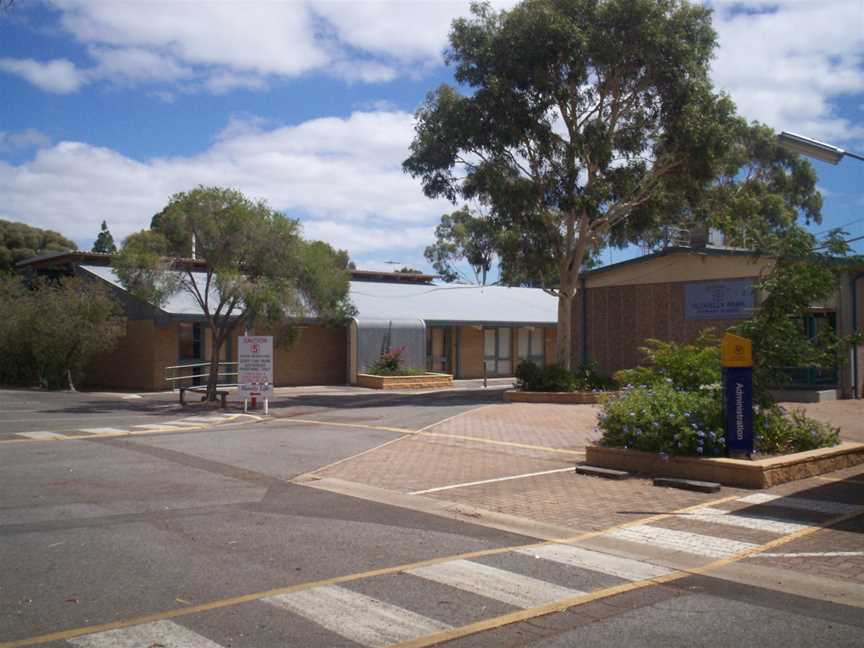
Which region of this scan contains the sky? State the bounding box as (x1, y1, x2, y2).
(1, 0, 863, 275)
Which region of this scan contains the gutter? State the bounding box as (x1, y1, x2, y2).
(852, 272, 864, 399)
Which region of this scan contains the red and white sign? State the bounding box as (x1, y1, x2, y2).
(238, 336, 273, 397)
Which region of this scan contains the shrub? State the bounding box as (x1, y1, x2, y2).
(755, 406, 840, 455)
(614, 331, 721, 391)
(367, 347, 426, 376)
(598, 383, 726, 456)
(515, 361, 616, 392)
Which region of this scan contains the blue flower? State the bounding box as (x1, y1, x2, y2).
(697, 431, 705, 438)
(696, 447, 704, 454)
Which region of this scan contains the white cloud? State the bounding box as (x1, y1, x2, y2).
(87, 46, 193, 84)
(0, 129, 51, 153)
(711, 1, 864, 143)
(0, 57, 85, 93)
(0, 111, 450, 256)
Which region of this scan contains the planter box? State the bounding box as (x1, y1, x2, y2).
(585, 442, 864, 489)
(503, 389, 615, 404)
(357, 373, 453, 390)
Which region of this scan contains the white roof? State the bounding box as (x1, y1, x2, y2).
(80, 265, 558, 325)
(349, 281, 557, 325)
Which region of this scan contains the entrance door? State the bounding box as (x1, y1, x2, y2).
(483, 327, 513, 376)
(427, 327, 452, 373)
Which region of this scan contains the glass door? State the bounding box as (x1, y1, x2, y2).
(427, 327, 452, 373)
(483, 327, 513, 376)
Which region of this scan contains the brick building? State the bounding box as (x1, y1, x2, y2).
(17, 252, 558, 391)
(571, 246, 864, 399)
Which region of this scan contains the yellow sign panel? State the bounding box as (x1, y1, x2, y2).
(721, 333, 753, 368)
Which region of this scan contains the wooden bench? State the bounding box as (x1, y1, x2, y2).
(179, 387, 229, 408)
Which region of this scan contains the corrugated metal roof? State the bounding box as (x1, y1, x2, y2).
(81, 265, 558, 325)
(349, 281, 557, 325)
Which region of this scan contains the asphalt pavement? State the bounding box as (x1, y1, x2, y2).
(0, 387, 861, 647)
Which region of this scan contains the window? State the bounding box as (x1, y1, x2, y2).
(517, 327, 545, 366)
(178, 322, 202, 361)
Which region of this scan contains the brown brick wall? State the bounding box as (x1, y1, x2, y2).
(84, 319, 179, 391)
(271, 324, 347, 386)
(574, 282, 749, 378)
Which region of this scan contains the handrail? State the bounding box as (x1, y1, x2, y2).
(164, 361, 240, 391)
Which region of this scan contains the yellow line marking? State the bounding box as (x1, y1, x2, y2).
(415, 403, 496, 433)
(418, 431, 585, 457)
(279, 417, 418, 435)
(0, 493, 740, 648)
(390, 507, 864, 648)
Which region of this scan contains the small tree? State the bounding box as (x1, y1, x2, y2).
(0, 276, 126, 389)
(115, 186, 355, 401)
(736, 228, 859, 405)
(425, 207, 498, 284)
(92, 220, 117, 254)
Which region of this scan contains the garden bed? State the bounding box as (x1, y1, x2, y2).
(503, 389, 613, 404)
(584, 442, 864, 489)
(356, 372, 453, 390)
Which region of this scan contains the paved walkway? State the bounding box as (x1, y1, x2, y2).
(310, 400, 864, 589)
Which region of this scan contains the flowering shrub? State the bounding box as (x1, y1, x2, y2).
(367, 347, 425, 376)
(598, 383, 726, 456)
(598, 334, 840, 457)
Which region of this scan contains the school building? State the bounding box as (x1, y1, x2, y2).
(18, 243, 864, 398)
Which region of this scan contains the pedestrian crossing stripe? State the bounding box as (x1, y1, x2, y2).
(514, 544, 674, 581)
(264, 585, 451, 647)
(737, 493, 863, 515)
(68, 619, 221, 648)
(406, 559, 583, 608)
(606, 524, 759, 559)
(685, 506, 811, 535)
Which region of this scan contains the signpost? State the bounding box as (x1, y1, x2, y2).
(238, 336, 273, 413)
(721, 333, 753, 457)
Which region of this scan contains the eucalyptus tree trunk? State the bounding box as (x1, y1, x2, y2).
(205, 326, 222, 402)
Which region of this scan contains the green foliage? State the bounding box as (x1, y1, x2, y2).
(598, 334, 840, 457)
(113, 230, 179, 307)
(735, 227, 855, 405)
(614, 331, 721, 391)
(0, 276, 126, 389)
(598, 384, 726, 456)
(404, 0, 748, 364)
(116, 186, 354, 400)
(425, 207, 498, 284)
(396, 267, 423, 274)
(0, 218, 75, 272)
(515, 361, 616, 392)
(92, 220, 117, 254)
(367, 347, 425, 376)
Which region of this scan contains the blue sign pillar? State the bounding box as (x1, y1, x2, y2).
(724, 367, 754, 456)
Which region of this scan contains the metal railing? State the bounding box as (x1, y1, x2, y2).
(164, 361, 239, 391)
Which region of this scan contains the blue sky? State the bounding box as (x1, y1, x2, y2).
(1, 1, 863, 276)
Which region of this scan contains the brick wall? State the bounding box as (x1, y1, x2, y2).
(271, 324, 347, 385)
(573, 282, 748, 378)
(84, 319, 178, 391)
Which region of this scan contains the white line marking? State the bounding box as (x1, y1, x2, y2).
(68, 619, 223, 648)
(737, 493, 862, 515)
(15, 431, 68, 440)
(757, 551, 864, 558)
(407, 559, 583, 608)
(121, 394, 143, 400)
(686, 507, 811, 535)
(607, 524, 758, 559)
(78, 427, 129, 436)
(131, 423, 191, 431)
(409, 468, 574, 495)
(515, 544, 673, 581)
(264, 585, 450, 647)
